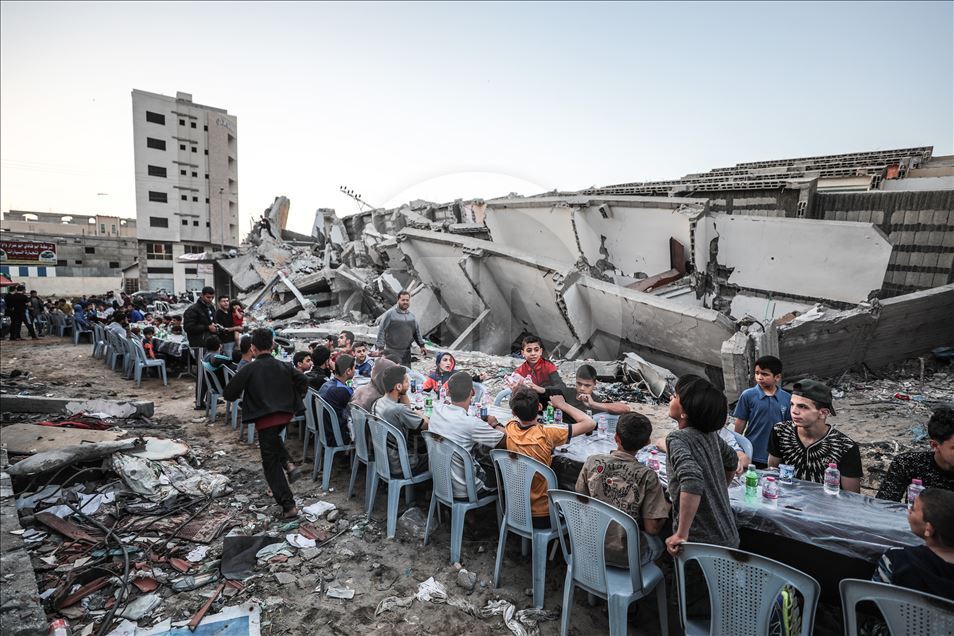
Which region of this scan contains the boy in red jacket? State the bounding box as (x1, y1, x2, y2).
(514, 334, 565, 396)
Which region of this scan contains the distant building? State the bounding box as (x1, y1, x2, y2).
(0, 210, 138, 295)
(130, 89, 238, 294)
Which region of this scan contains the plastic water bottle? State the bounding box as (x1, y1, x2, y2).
(648, 450, 660, 472)
(906, 478, 925, 509)
(439, 385, 448, 404)
(762, 476, 780, 501)
(823, 463, 840, 495)
(553, 409, 563, 425)
(545, 404, 555, 423)
(745, 466, 759, 497)
(596, 414, 608, 439)
(424, 395, 433, 416)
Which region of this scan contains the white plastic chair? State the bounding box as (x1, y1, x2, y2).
(222, 367, 242, 431)
(730, 429, 754, 460)
(490, 449, 564, 609)
(366, 414, 432, 538)
(840, 578, 954, 636)
(494, 388, 512, 407)
(73, 321, 93, 345)
(104, 330, 126, 371)
(348, 405, 376, 516)
(422, 431, 498, 564)
(674, 542, 820, 636)
(92, 323, 107, 359)
(202, 362, 226, 422)
(548, 489, 668, 636)
(313, 393, 354, 490)
(130, 339, 167, 387)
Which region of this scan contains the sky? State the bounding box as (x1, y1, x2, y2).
(1, 1, 952, 236)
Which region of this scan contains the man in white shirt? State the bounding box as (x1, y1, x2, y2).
(428, 371, 507, 498)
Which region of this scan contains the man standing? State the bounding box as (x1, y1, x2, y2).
(213, 295, 238, 356)
(183, 286, 218, 408)
(28, 290, 44, 336)
(224, 328, 308, 519)
(8, 286, 37, 341)
(767, 380, 862, 492)
(374, 290, 426, 366)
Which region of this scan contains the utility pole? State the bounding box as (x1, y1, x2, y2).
(339, 185, 376, 212)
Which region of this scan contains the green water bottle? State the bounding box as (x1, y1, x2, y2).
(745, 466, 759, 498)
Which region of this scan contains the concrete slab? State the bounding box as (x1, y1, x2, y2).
(0, 464, 47, 636)
(1, 423, 127, 455)
(2, 395, 154, 418)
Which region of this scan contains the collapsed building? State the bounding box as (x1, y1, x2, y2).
(193, 146, 954, 394)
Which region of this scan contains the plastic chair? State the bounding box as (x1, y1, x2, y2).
(494, 388, 512, 407)
(92, 323, 107, 359)
(548, 490, 668, 636)
(348, 406, 376, 516)
(104, 330, 126, 372)
(73, 321, 93, 345)
(840, 578, 954, 636)
(131, 339, 167, 387)
(222, 367, 242, 431)
(121, 336, 137, 379)
(490, 449, 564, 609)
(729, 429, 754, 460)
(472, 382, 487, 403)
(202, 362, 226, 422)
(366, 414, 432, 538)
(674, 542, 820, 636)
(422, 431, 499, 564)
(408, 369, 426, 388)
(313, 393, 355, 490)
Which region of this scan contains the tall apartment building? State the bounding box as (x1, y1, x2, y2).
(131, 89, 238, 293)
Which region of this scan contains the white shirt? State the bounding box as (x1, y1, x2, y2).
(428, 402, 504, 498)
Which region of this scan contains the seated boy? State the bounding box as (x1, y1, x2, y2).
(141, 326, 158, 359)
(202, 335, 234, 388)
(514, 334, 565, 395)
(550, 364, 632, 421)
(504, 386, 595, 527)
(354, 341, 374, 377)
(576, 413, 670, 566)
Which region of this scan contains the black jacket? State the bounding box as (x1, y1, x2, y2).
(183, 300, 215, 347)
(223, 354, 309, 422)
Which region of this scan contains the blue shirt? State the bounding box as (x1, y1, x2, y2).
(355, 359, 373, 377)
(317, 378, 354, 444)
(732, 385, 791, 464)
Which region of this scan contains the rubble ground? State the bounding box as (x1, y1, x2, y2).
(1, 339, 950, 636)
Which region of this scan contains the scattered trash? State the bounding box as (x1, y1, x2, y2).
(286, 533, 316, 549)
(301, 500, 336, 521)
(416, 577, 447, 603)
(117, 592, 162, 621)
(325, 586, 355, 600)
(375, 595, 414, 616)
(397, 507, 428, 540)
(186, 545, 210, 562)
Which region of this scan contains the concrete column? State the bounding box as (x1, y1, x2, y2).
(721, 331, 755, 399)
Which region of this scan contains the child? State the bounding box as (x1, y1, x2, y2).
(202, 335, 234, 388)
(514, 334, 566, 399)
(142, 326, 158, 359)
(732, 355, 791, 467)
(504, 386, 595, 527)
(353, 342, 374, 377)
(423, 351, 484, 393)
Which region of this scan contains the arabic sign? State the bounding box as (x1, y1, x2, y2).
(0, 240, 57, 265)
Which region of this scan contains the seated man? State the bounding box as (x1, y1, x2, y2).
(549, 364, 633, 421)
(873, 488, 954, 600)
(504, 387, 595, 528)
(317, 354, 355, 444)
(372, 365, 429, 476)
(428, 371, 507, 497)
(877, 407, 954, 501)
(353, 341, 374, 377)
(767, 380, 862, 492)
(291, 350, 325, 391)
(73, 304, 91, 331)
(576, 413, 670, 566)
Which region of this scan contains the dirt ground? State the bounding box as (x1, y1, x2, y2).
(1, 338, 950, 635)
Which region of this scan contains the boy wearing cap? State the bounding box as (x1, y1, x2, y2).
(767, 380, 862, 492)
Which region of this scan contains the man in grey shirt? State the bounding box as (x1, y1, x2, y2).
(372, 365, 429, 476)
(374, 290, 426, 366)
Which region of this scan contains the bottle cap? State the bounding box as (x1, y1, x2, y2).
(913, 478, 922, 485)
(766, 476, 776, 481)
(828, 462, 837, 468)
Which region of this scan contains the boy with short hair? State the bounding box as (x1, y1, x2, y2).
(317, 354, 355, 444)
(551, 364, 632, 421)
(576, 413, 670, 566)
(504, 386, 595, 527)
(733, 355, 791, 467)
(354, 342, 373, 377)
(292, 350, 325, 391)
(142, 326, 158, 359)
(515, 334, 565, 394)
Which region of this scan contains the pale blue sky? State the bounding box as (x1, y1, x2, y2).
(2, 1, 952, 234)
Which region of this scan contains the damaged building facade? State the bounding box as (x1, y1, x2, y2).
(204, 146, 953, 394)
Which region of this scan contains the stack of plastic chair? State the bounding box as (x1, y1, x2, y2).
(92, 323, 107, 359)
(202, 362, 226, 422)
(73, 320, 93, 345)
(222, 367, 242, 431)
(422, 431, 498, 564)
(366, 414, 431, 538)
(548, 489, 667, 635)
(490, 449, 564, 609)
(674, 543, 820, 635)
(130, 339, 167, 387)
(313, 394, 354, 490)
(840, 579, 954, 636)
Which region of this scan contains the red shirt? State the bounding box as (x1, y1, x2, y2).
(515, 358, 559, 387)
(255, 411, 293, 432)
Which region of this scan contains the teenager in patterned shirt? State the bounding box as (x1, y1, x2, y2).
(767, 379, 862, 492)
(877, 407, 954, 502)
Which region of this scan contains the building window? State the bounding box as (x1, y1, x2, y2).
(74, 260, 82, 265)
(56, 259, 67, 267)
(192, 196, 198, 202)
(181, 219, 188, 225)
(183, 244, 205, 254)
(148, 266, 174, 274)
(204, 149, 208, 155)
(149, 216, 169, 228)
(205, 198, 210, 203)
(203, 125, 208, 131)
(100, 224, 106, 234)
(147, 165, 167, 177)
(193, 220, 199, 226)
(191, 147, 198, 153)
(84, 247, 95, 254)
(206, 221, 210, 227)
(148, 191, 168, 203)
(191, 122, 197, 129)
(145, 243, 173, 260)
(109, 261, 120, 269)
(185, 268, 198, 275)
(179, 144, 186, 151)
(180, 169, 187, 176)
(111, 224, 116, 233)
(181, 195, 187, 201)
(192, 171, 198, 177)
(146, 138, 166, 150)
(146, 111, 165, 125)
(179, 119, 185, 126)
